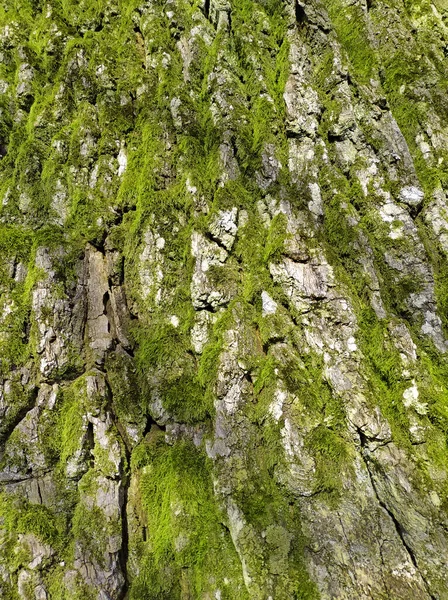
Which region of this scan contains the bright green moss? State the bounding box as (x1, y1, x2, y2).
(161, 372, 208, 424)
(0, 492, 69, 568)
(135, 320, 212, 423)
(139, 441, 214, 564)
(321, 2, 378, 85)
(130, 438, 248, 599)
(51, 374, 98, 470)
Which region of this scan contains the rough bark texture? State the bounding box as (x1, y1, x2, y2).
(1, 0, 448, 598)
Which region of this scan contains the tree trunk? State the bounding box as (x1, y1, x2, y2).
(1, 0, 448, 598)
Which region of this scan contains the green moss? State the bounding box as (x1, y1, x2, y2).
(72, 501, 119, 568)
(53, 376, 91, 468)
(0, 380, 35, 444)
(2, 498, 54, 544)
(140, 440, 213, 564)
(17, 505, 59, 546)
(417, 218, 448, 334)
(321, 1, 378, 84)
(0, 492, 69, 571)
(322, 194, 357, 260)
(0, 227, 35, 369)
(46, 565, 97, 600)
(237, 215, 274, 303)
(323, 0, 448, 198)
(258, 307, 294, 347)
(230, 421, 320, 598)
(207, 261, 240, 292)
(264, 213, 288, 263)
(357, 310, 415, 445)
(5, 0, 448, 596)
(130, 438, 248, 599)
(305, 425, 352, 495)
(106, 349, 145, 427)
(135, 320, 211, 423)
(233, 427, 286, 529)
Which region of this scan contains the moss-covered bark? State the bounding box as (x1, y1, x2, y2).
(1, 0, 448, 598)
